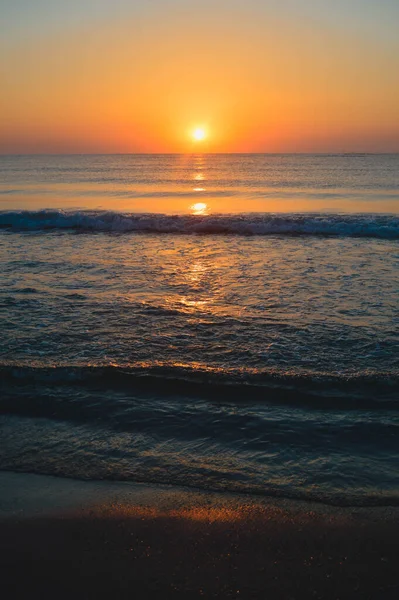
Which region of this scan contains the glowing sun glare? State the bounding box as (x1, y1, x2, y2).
(191, 202, 208, 214)
(193, 128, 206, 141)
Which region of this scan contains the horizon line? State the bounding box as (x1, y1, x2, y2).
(1, 151, 398, 157)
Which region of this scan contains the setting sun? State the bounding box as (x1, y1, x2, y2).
(192, 128, 206, 142)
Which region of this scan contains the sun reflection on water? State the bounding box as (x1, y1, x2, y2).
(191, 202, 208, 215)
(187, 261, 207, 283)
(180, 297, 207, 308)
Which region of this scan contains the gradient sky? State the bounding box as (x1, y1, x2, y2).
(1, 0, 398, 153)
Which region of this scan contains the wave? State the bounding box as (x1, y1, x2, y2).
(2, 363, 399, 507)
(1, 210, 398, 238)
(1, 364, 398, 409)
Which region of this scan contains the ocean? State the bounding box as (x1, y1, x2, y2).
(1, 153, 398, 506)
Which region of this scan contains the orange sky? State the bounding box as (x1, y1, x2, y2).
(1, 1, 398, 153)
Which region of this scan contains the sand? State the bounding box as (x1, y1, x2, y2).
(0, 471, 398, 599)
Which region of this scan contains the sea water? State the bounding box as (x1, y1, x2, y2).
(0, 154, 398, 505)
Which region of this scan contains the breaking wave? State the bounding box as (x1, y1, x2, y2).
(1, 210, 398, 238)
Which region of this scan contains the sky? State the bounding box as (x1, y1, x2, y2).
(1, 0, 398, 153)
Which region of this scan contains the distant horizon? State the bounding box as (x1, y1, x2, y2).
(1, 151, 399, 157)
(2, 153, 398, 217)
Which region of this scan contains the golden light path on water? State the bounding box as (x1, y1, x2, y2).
(190, 154, 208, 214)
(191, 202, 208, 215)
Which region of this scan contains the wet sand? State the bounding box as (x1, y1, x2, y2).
(0, 472, 398, 599)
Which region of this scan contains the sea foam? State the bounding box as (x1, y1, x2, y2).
(0, 210, 398, 238)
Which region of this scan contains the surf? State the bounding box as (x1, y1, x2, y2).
(1, 210, 398, 238)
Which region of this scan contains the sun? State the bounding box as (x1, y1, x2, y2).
(192, 128, 206, 141)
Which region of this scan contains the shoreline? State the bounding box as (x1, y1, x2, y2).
(1, 471, 399, 598)
(1, 470, 399, 520)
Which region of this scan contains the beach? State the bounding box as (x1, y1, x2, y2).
(1, 471, 399, 599)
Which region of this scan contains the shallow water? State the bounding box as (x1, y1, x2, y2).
(1, 154, 398, 505)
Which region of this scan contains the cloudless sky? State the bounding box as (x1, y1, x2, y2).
(1, 0, 398, 152)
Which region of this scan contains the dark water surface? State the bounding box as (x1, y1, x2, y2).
(1, 154, 398, 505)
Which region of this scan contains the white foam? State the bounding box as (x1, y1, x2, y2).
(0, 210, 398, 239)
